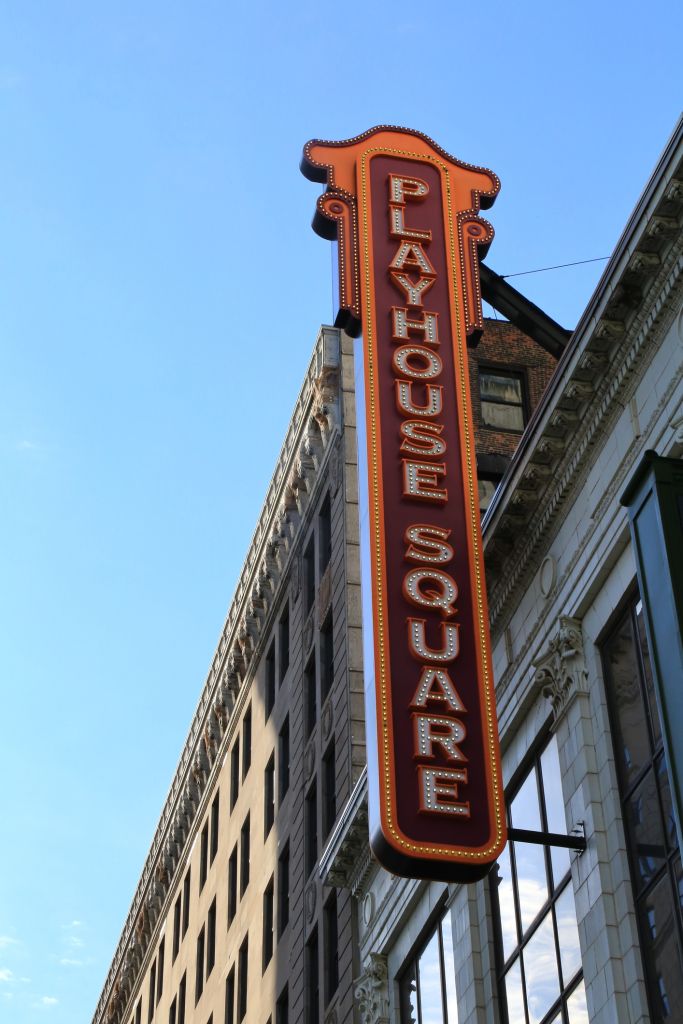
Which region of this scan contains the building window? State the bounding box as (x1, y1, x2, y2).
(240, 814, 250, 895)
(304, 655, 317, 739)
(168, 997, 176, 1024)
(242, 705, 252, 780)
(172, 894, 181, 962)
(479, 367, 526, 432)
(225, 967, 235, 1024)
(304, 534, 316, 615)
(156, 938, 164, 1004)
(207, 898, 216, 977)
(602, 596, 683, 1021)
(264, 753, 275, 839)
(399, 903, 458, 1024)
(279, 717, 290, 803)
(276, 985, 288, 1024)
(195, 926, 205, 1004)
(320, 614, 334, 704)
(230, 739, 240, 810)
(278, 843, 290, 936)
(305, 927, 319, 1024)
(178, 974, 186, 1024)
(134, 998, 142, 1024)
(323, 893, 338, 1004)
(210, 792, 220, 864)
(148, 959, 157, 1021)
(478, 474, 502, 515)
(322, 742, 336, 840)
(228, 845, 238, 925)
(265, 643, 276, 721)
(319, 494, 331, 577)
(199, 822, 209, 892)
(182, 869, 191, 936)
(238, 937, 249, 1022)
(263, 876, 274, 972)
(305, 780, 318, 879)
(279, 604, 290, 683)
(491, 733, 586, 1024)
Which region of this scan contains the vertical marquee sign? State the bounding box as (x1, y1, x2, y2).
(302, 127, 506, 881)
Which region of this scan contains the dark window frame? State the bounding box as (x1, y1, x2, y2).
(262, 876, 274, 972)
(278, 717, 290, 804)
(478, 364, 528, 434)
(264, 752, 275, 839)
(601, 593, 683, 1023)
(210, 792, 220, 864)
(489, 732, 585, 1024)
(240, 813, 250, 896)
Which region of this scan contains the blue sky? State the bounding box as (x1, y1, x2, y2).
(0, 2, 680, 1020)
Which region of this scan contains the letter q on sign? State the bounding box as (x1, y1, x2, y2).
(404, 568, 458, 617)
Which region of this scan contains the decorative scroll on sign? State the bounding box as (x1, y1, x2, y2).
(302, 126, 506, 882)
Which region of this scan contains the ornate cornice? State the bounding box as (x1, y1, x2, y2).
(93, 327, 342, 1024)
(534, 617, 588, 725)
(320, 767, 374, 897)
(484, 143, 683, 631)
(354, 953, 390, 1024)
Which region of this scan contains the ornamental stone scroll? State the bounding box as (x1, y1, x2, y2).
(354, 953, 390, 1024)
(533, 616, 589, 727)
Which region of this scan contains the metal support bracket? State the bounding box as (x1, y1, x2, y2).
(508, 820, 586, 854)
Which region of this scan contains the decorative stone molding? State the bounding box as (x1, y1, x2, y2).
(483, 151, 683, 628)
(320, 768, 377, 900)
(534, 617, 588, 725)
(354, 953, 390, 1024)
(93, 327, 342, 1024)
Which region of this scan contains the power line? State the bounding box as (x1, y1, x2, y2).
(501, 255, 610, 279)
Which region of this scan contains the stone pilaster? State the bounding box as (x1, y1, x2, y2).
(354, 953, 390, 1024)
(534, 616, 644, 1022)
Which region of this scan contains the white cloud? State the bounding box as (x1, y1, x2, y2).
(16, 440, 39, 451)
(0, 969, 14, 983)
(0, 937, 18, 950)
(59, 958, 83, 967)
(40, 996, 58, 1007)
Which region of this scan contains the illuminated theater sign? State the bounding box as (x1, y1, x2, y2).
(302, 127, 506, 882)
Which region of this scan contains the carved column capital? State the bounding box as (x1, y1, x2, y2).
(354, 953, 390, 1024)
(534, 616, 588, 726)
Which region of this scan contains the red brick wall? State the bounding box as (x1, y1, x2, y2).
(468, 319, 558, 463)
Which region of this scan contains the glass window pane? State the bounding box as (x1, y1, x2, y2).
(478, 477, 499, 514)
(418, 929, 444, 1024)
(513, 841, 548, 933)
(511, 772, 542, 831)
(496, 842, 518, 962)
(656, 752, 678, 852)
(637, 870, 683, 1021)
(504, 959, 526, 1024)
(675, 855, 683, 916)
(522, 913, 560, 1024)
(540, 736, 571, 886)
(603, 614, 651, 789)
(440, 919, 458, 1024)
(555, 885, 582, 986)
(480, 373, 523, 403)
(635, 600, 662, 746)
(481, 401, 525, 432)
(566, 980, 589, 1024)
(624, 768, 667, 893)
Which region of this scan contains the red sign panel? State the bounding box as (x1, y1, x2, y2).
(302, 127, 506, 881)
